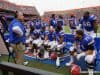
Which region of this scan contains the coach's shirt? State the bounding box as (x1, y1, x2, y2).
(76, 34, 95, 51)
(79, 15, 97, 32)
(9, 19, 25, 44)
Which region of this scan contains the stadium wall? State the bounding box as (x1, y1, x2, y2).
(44, 6, 100, 24)
(0, 0, 39, 21)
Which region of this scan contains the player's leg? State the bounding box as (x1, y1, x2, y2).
(85, 51, 96, 75)
(56, 44, 64, 68)
(66, 46, 75, 66)
(43, 40, 49, 59)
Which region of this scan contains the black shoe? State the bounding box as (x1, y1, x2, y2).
(56, 66, 61, 69)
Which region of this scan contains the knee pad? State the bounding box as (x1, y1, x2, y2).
(85, 55, 95, 64)
(86, 62, 95, 69)
(85, 55, 95, 69)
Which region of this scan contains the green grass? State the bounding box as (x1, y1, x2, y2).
(1, 55, 100, 75)
(97, 24, 100, 33)
(64, 25, 70, 33)
(0, 55, 69, 75)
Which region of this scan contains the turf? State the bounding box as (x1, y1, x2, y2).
(0, 55, 100, 75)
(0, 55, 69, 75)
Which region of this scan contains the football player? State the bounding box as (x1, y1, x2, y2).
(79, 11, 97, 38)
(68, 13, 77, 35)
(57, 15, 65, 32)
(55, 25, 66, 68)
(66, 30, 96, 74)
(32, 29, 43, 58)
(49, 14, 57, 29)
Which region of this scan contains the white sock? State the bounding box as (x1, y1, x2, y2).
(69, 56, 74, 63)
(88, 68, 94, 75)
(44, 51, 49, 58)
(56, 57, 60, 66)
(33, 49, 36, 55)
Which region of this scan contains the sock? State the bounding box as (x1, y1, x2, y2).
(88, 68, 94, 75)
(56, 57, 60, 66)
(70, 56, 74, 63)
(44, 51, 49, 58)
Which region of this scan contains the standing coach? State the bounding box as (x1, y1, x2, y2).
(8, 11, 26, 65)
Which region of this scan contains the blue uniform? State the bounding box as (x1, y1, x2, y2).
(40, 30, 49, 40)
(76, 34, 95, 51)
(56, 31, 65, 42)
(79, 16, 96, 31)
(48, 31, 56, 41)
(30, 21, 35, 28)
(50, 18, 57, 28)
(34, 20, 41, 30)
(57, 18, 64, 26)
(68, 17, 77, 29)
(9, 19, 26, 44)
(41, 22, 48, 28)
(30, 30, 40, 39)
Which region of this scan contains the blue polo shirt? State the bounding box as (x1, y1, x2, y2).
(9, 19, 26, 44)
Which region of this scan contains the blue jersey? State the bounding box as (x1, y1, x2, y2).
(9, 19, 26, 44)
(30, 30, 40, 39)
(41, 22, 48, 28)
(57, 18, 64, 26)
(50, 18, 57, 28)
(34, 20, 41, 30)
(48, 31, 56, 41)
(68, 17, 77, 29)
(79, 16, 96, 31)
(76, 34, 95, 51)
(40, 30, 49, 40)
(30, 21, 35, 28)
(56, 30, 65, 42)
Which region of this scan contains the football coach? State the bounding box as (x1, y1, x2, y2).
(8, 11, 26, 65)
